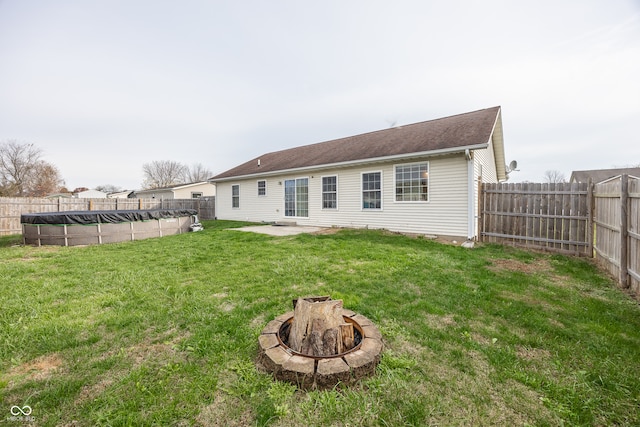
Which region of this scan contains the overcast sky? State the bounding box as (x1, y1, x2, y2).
(1, 1, 639, 191)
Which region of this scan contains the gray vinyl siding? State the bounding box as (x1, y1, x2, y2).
(215, 154, 470, 237)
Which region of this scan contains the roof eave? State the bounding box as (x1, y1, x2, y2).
(209, 143, 489, 183)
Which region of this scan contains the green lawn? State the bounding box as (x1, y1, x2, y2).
(1, 220, 639, 426)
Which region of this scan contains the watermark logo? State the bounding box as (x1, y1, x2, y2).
(7, 405, 35, 423)
(10, 406, 32, 416)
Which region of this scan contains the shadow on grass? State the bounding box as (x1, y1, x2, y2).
(0, 234, 22, 248)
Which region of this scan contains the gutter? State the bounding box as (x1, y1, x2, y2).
(210, 143, 489, 183)
(466, 149, 475, 240)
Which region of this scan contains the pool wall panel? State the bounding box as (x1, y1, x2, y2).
(22, 210, 196, 246)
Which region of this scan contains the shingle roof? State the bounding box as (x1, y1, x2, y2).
(570, 168, 640, 184)
(212, 106, 502, 180)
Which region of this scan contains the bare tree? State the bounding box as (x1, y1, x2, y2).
(28, 161, 65, 197)
(0, 140, 42, 196)
(185, 163, 213, 183)
(543, 169, 567, 184)
(142, 160, 187, 189)
(0, 140, 64, 196)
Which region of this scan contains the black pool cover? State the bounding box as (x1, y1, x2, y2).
(21, 209, 198, 225)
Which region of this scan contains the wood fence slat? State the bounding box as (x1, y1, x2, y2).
(569, 182, 579, 253)
(629, 178, 640, 294)
(561, 184, 570, 251)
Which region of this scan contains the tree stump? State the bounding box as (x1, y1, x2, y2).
(289, 298, 348, 356)
(338, 323, 354, 354)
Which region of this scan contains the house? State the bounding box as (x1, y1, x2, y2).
(133, 181, 216, 199)
(45, 193, 73, 199)
(73, 189, 108, 198)
(107, 190, 135, 199)
(570, 168, 640, 184)
(210, 106, 507, 240)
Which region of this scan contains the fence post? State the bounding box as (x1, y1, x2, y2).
(620, 174, 629, 288)
(587, 179, 594, 258)
(477, 179, 483, 242)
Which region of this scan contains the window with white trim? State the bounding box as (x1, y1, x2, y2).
(191, 192, 203, 199)
(257, 180, 266, 196)
(322, 176, 337, 209)
(395, 162, 429, 202)
(231, 185, 240, 208)
(362, 172, 382, 210)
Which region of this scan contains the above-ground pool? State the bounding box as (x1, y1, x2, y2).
(21, 209, 200, 246)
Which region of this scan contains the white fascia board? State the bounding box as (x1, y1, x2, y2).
(210, 143, 489, 183)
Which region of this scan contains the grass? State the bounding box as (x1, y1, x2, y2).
(1, 220, 639, 426)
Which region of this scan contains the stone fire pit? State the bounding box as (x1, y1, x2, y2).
(257, 297, 383, 389)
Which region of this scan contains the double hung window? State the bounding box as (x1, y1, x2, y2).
(257, 180, 266, 196)
(231, 185, 240, 208)
(322, 176, 337, 209)
(362, 172, 382, 210)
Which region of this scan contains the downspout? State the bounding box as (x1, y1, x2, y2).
(465, 149, 475, 241)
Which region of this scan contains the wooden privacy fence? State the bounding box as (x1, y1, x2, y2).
(480, 176, 639, 297)
(593, 175, 639, 295)
(0, 197, 215, 236)
(480, 182, 592, 256)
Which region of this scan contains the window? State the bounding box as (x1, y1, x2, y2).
(284, 178, 308, 217)
(191, 192, 203, 199)
(395, 163, 429, 202)
(362, 172, 382, 210)
(257, 180, 266, 196)
(231, 185, 240, 208)
(322, 176, 337, 209)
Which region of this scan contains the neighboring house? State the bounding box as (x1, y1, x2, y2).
(570, 168, 640, 184)
(73, 189, 108, 198)
(107, 190, 135, 199)
(210, 106, 507, 240)
(45, 193, 73, 199)
(133, 181, 216, 199)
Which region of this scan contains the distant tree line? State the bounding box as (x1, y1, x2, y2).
(141, 160, 212, 189)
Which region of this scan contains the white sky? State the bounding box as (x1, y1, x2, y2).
(1, 0, 639, 190)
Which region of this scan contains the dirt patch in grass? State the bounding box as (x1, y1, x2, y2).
(310, 227, 342, 236)
(3, 353, 63, 385)
(219, 302, 236, 312)
(488, 257, 552, 274)
(500, 290, 557, 311)
(211, 292, 228, 299)
(196, 391, 254, 427)
(250, 313, 267, 330)
(127, 329, 190, 367)
(424, 313, 457, 329)
(516, 346, 552, 361)
(75, 377, 115, 405)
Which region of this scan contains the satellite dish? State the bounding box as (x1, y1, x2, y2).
(509, 160, 518, 171)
